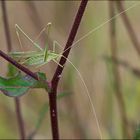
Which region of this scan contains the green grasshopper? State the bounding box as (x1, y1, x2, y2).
(10, 23, 63, 68)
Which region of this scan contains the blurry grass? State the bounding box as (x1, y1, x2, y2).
(0, 96, 18, 139)
(104, 58, 122, 138)
(0, 1, 140, 139)
(133, 124, 140, 139)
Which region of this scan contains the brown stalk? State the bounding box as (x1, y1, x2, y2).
(26, 2, 88, 138)
(109, 1, 130, 138)
(49, 0, 88, 139)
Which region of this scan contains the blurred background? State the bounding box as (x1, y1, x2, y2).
(0, 1, 140, 139)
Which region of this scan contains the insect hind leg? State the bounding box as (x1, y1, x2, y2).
(52, 59, 63, 68)
(15, 24, 24, 50)
(15, 24, 42, 51)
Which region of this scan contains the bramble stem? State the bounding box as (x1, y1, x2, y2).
(49, 0, 88, 139)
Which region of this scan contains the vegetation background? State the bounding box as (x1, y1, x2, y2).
(0, 1, 140, 139)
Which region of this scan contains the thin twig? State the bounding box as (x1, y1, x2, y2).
(116, 1, 140, 56)
(0, 50, 42, 81)
(1, 1, 25, 139)
(49, 0, 88, 139)
(109, 1, 130, 138)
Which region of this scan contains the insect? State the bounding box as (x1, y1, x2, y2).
(10, 23, 63, 68)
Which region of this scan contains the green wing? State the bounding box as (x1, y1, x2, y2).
(21, 55, 44, 66)
(22, 52, 60, 66)
(9, 50, 44, 65)
(9, 51, 44, 58)
(9, 50, 60, 67)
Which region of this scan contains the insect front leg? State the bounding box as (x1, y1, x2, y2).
(46, 22, 52, 36)
(43, 23, 52, 62)
(34, 22, 52, 43)
(43, 46, 48, 62)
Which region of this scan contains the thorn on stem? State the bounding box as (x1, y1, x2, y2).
(58, 75, 61, 78)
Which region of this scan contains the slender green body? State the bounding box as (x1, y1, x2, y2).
(10, 50, 61, 67)
(9, 24, 63, 68)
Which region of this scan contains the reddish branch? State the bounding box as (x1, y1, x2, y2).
(49, 0, 88, 139)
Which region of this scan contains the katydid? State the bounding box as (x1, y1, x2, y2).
(9, 23, 63, 68)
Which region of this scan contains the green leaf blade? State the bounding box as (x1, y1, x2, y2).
(0, 72, 48, 97)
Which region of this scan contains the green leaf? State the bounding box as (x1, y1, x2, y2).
(7, 63, 18, 77)
(34, 72, 48, 89)
(0, 72, 48, 97)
